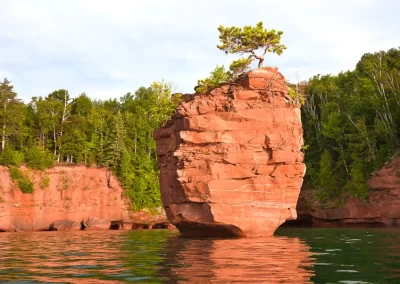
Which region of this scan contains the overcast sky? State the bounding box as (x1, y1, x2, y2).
(1, 0, 399, 101)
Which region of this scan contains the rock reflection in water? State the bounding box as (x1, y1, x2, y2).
(158, 236, 315, 283)
(0, 231, 127, 283)
(0, 230, 315, 283)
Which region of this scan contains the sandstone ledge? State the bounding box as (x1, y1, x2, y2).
(283, 157, 400, 228)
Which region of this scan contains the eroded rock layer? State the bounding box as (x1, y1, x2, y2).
(0, 165, 170, 232)
(154, 68, 305, 237)
(283, 156, 400, 228)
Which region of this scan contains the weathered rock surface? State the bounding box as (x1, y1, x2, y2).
(83, 216, 111, 230)
(49, 219, 80, 231)
(154, 67, 305, 237)
(0, 165, 172, 232)
(283, 156, 400, 227)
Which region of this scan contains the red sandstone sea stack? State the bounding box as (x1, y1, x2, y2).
(154, 67, 305, 237)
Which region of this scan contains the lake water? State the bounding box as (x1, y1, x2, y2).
(0, 228, 399, 283)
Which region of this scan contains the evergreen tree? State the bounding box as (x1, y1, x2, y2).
(317, 149, 338, 201)
(0, 78, 25, 151)
(105, 111, 126, 170)
(217, 21, 286, 68)
(345, 159, 369, 200)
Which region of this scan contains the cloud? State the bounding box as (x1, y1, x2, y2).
(0, 0, 399, 101)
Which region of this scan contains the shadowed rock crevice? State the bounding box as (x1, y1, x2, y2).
(176, 222, 244, 238)
(154, 67, 305, 237)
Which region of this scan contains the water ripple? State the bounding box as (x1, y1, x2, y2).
(0, 228, 399, 283)
(0, 230, 315, 283)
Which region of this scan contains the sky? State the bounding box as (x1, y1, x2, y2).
(0, 0, 399, 101)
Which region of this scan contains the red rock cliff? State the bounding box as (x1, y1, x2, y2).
(0, 165, 124, 231)
(0, 165, 169, 232)
(154, 67, 305, 237)
(284, 156, 400, 227)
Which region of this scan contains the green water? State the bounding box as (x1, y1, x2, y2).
(0, 228, 398, 283)
(277, 228, 400, 283)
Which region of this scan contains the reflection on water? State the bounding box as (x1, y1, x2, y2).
(0, 231, 126, 283)
(158, 236, 314, 283)
(0, 228, 399, 283)
(0, 230, 313, 283)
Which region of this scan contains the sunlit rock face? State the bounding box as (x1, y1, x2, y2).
(0, 165, 171, 232)
(285, 157, 400, 228)
(0, 165, 124, 232)
(154, 67, 305, 237)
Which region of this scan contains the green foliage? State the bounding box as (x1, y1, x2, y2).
(9, 166, 34, 194)
(229, 58, 252, 77)
(195, 65, 232, 93)
(116, 81, 178, 211)
(24, 147, 54, 170)
(0, 147, 24, 166)
(39, 172, 50, 189)
(0, 78, 26, 152)
(17, 178, 34, 194)
(288, 87, 305, 105)
(120, 152, 161, 211)
(303, 47, 400, 203)
(317, 150, 338, 202)
(9, 166, 22, 180)
(217, 21, 286, 68)
(105, 112, 126, 170)
(345, 159, 369, 200)
(71, 93, 92, 117)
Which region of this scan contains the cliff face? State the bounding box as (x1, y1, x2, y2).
(154, 68, 305, 237)
(284, 157, 400, 227)
(0, 165, 169, 232)
(0, 166, 124, 231)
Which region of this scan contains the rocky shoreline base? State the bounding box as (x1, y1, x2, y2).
(282, 157, 400, 228)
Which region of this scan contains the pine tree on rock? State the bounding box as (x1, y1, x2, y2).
(217, 21, 286, 69)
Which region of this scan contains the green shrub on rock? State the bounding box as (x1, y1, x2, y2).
(9, 166, 22, 180)
(0, 147, 24, 166)
(9, 166, 35, 194)
(24, 147, 54, 170)
(17, 178, 34, 194)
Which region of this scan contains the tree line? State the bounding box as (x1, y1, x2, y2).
(0, 79, 179, 210)
(300, 47, 400, 203)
